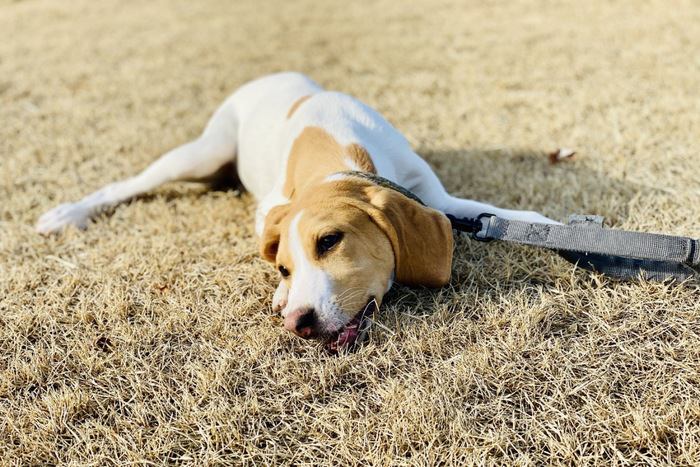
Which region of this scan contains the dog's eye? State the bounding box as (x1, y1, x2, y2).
(317, 232, 343, 256)
(278, 265, 290, 277)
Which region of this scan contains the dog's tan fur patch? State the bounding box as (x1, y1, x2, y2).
(283, 126, 375, 199)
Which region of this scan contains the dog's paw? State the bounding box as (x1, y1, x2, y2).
(272, 282, 289, 312)
(35, 203, 90, 234)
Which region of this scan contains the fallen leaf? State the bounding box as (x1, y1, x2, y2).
(549, 148, 576, 164)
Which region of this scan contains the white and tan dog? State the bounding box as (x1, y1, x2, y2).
(37, 72, 555, 350)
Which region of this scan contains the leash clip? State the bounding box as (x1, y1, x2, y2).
(472, 213, 496, 242)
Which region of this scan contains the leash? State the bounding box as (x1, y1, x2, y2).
(448, 213, 700, 282)
(338, 171, 700, 282)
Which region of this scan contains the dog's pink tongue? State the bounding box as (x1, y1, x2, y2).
(326, 321, 360, 353)
(336, 323, 359, 347)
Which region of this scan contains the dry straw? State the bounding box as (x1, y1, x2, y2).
(2, 0, 700, 464)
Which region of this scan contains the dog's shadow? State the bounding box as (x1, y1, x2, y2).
(422, 146, 649, 224)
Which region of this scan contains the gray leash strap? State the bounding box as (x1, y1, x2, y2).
(477, 214, 700, 281)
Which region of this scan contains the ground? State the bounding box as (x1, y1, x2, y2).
(1, 0, 700, 464)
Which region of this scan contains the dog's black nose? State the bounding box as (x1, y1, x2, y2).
(284, 308, 317, 339)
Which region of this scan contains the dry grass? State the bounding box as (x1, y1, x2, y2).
(2, 0, 700, 464)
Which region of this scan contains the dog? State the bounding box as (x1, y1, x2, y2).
(36, 72, 556, 351)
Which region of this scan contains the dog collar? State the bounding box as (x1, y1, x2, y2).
(335, 170, 427, 206)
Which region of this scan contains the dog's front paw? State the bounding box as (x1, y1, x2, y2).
(272, 282, 289, 312)
(35, 203, 90, 234)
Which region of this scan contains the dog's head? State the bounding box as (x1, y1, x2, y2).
(260, 175, 453, 350)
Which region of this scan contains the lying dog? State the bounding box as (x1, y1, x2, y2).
(37, 72, 556, 351)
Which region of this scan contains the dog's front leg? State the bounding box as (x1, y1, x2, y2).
(439, 196, 560, 225)
(398, 153, 560, 225)
(272, 281, 289, 313)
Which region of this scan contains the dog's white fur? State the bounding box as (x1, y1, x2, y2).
(37, 72, 556, 334)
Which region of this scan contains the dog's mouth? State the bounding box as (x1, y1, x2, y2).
(325, 297, 377, 354)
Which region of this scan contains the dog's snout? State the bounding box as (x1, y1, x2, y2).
(284, 308, 317, 339)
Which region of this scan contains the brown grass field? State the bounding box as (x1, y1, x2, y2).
(2, 0, 700, 464)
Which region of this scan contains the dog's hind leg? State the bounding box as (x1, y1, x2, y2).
(36, 96, 239, 234)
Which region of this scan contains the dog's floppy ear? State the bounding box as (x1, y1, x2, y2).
(362, 185, 453, 287)
(260, 204, 291, 263)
